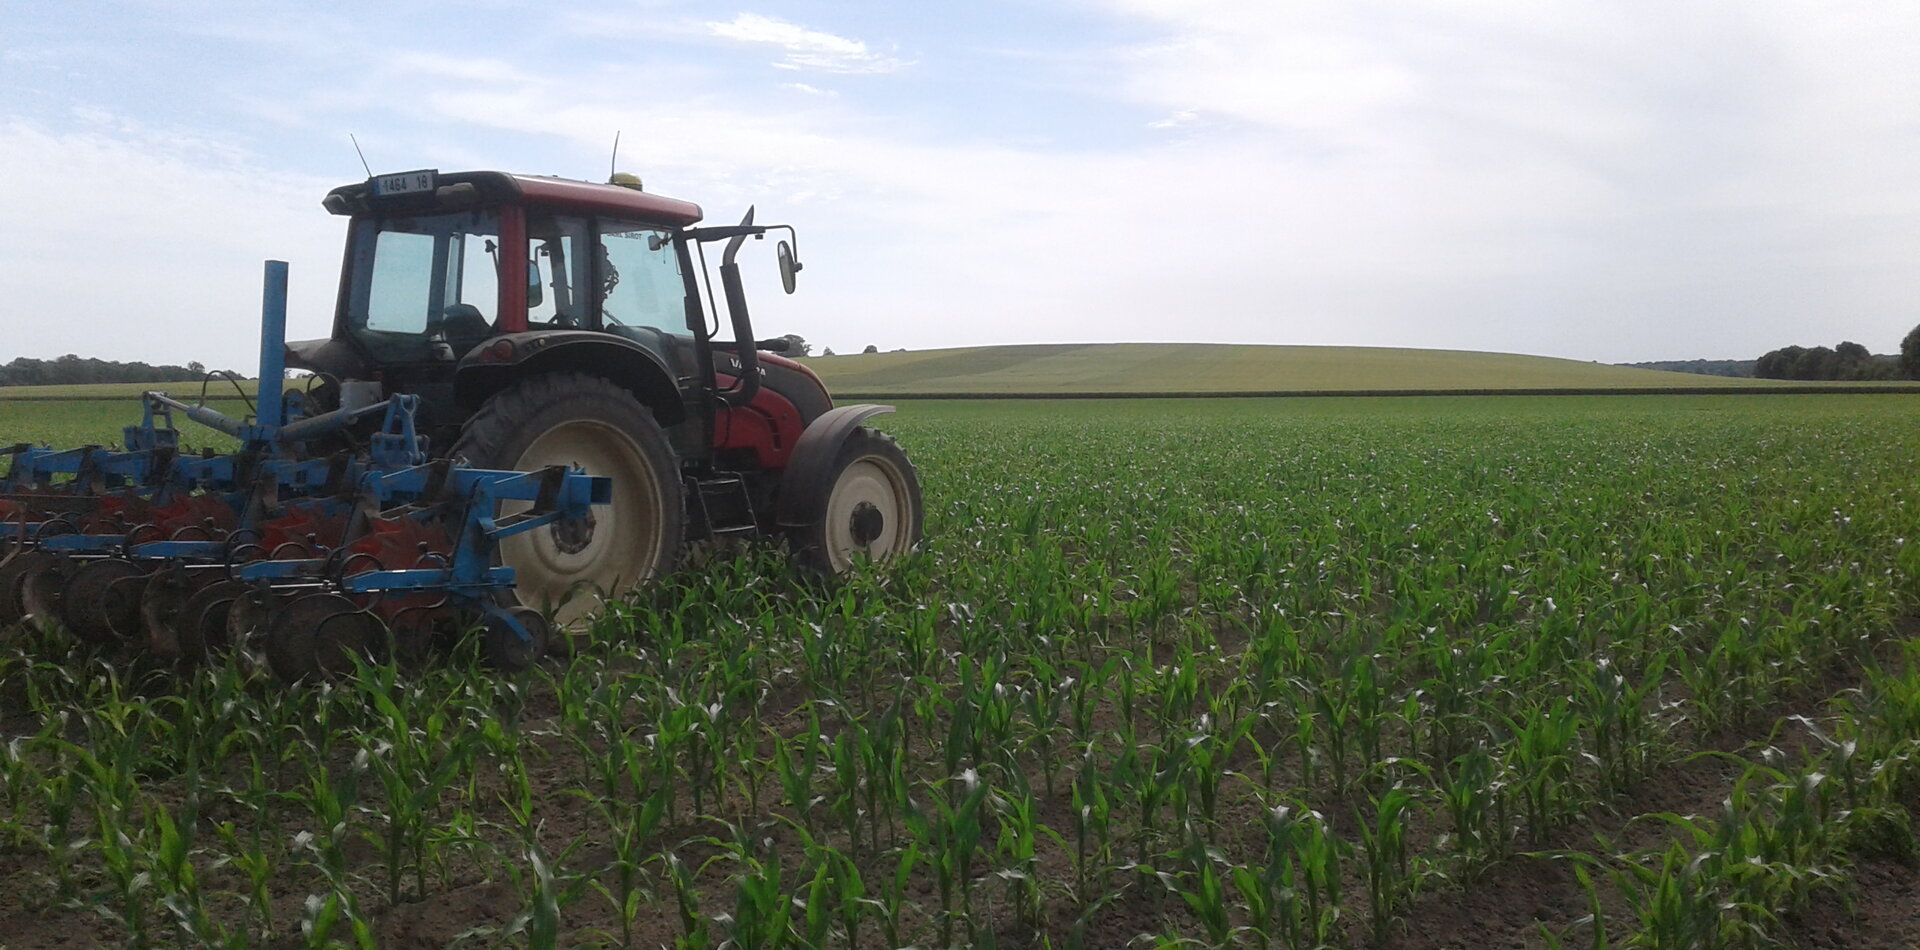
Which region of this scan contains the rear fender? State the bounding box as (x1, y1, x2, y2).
(775, 404, 895, 528)
(454, 334, 686, 425)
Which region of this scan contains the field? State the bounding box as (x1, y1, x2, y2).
(3, 393, 1920, 948)
(0, 380, 262, 401)
(799, 343, 1825, 395)
(0, 399, 248, 451)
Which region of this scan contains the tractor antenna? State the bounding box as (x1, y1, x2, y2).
(609, 131, 621, 181)
(350, 134, 373, 178)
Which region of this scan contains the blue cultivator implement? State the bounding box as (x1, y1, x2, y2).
(0, 263, 601, 677)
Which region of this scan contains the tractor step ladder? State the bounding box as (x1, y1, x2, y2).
(690, 474, 759, 541)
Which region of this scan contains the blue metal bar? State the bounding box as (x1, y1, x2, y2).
(258, 260, 288, 428)
(235, 558, 329, 580)
(127, 540, 228, 559)
(339, 566, 517, 595)
(39, 534, 126, 553)
(4, 445, 161, 492)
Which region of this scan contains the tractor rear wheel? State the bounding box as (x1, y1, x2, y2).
(789, 427, 923, 574)
(452, 373, 684, 627)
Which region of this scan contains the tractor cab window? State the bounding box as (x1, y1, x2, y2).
(345, 209, 501, 361)
(527, 215, 590, 329)
(595, 224, 688, 336)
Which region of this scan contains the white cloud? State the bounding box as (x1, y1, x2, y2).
(706, 13, 911, 74)
(1076, 0, 1920, 357)
(7, 1, 1920, 366)
(0, 118, 343, 371)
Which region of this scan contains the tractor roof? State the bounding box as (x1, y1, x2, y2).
(323, 170, 704, 226)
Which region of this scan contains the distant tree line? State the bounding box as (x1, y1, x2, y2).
(1753, 340, 1899, 380)
(1617, 359, 1755, 378)
(0, 354, 214, 387)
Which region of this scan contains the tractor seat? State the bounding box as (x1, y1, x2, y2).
(441, 304, 491, 343)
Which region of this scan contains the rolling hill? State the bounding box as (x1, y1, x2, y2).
(2, 344, 1910, 403)
(799, 343, 1810, 396)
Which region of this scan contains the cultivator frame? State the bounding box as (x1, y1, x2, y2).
(0, 262, 607, 678)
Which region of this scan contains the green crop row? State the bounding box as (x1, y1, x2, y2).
(0, 394, 1916, 948)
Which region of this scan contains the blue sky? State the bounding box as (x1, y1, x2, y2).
(4, 1, 1918, 372)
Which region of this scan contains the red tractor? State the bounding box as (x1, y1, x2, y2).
(288, 168, 922, 624)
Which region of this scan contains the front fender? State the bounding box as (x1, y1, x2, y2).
(775, 404, 895, 527)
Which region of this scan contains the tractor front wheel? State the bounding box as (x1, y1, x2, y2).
(788, 427, 923, 574)
(452, 373, 684, 627)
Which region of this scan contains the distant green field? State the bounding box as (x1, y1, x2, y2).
(801, 342, 1864, 395)
(0, 398, 246, 451)
(0, 380, 261, 400)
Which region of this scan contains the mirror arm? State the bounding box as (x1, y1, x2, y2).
(688, 224, 769, 244)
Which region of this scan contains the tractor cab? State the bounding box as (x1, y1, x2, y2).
(295, 169, 805, 448)
(322, 173, 700, 359)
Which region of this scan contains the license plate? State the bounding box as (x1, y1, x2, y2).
(372, 169, 437, 196)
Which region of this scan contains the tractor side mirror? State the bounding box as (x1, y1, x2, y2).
(777, 240, 801, 294)
(526, 260, 544, 308)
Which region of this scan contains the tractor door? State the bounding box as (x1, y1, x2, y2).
(342, 208, 505, 362)
(589, 219, 703, 381)
(337, 207, 506, 429)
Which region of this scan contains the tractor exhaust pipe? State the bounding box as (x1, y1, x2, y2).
(717, 259, 761, 407)
(717, 210, 761, 407)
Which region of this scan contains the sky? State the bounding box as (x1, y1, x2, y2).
(3, 0, 1918, 371)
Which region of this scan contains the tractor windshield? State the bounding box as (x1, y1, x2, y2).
(596, 223, 689, 335)
(343, 209, 502, 361)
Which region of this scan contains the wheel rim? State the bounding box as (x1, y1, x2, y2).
(501, 420, 667, 626)
(822, 456, 915, 573)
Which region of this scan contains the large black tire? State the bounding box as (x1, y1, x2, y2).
(788, 427, 923, 574)
(451, 373, 684, 626)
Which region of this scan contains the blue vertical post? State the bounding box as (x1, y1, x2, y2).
(258, 260, 289, 428)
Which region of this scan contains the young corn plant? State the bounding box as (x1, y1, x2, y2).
(989, 780, 1054, 933)
(665, 849, 712, 950)
(290, 746, 367, 887)
(1237, 801, 1345, 950)
(902, 769, 992, 948)
(298, 885, 379, 950)
(501, 838, 593, 950)
(214, 820, 278, 943)
(1358, 785, 1420, 943)
(774, 716, 827, 836)
(1574, 653, 1671, 796)
(872, 840, 924, 949)
(1434, 743, 1504, 862)
(1504, 699, 1584, 844)
(356, 666, 481, 906)
(1071, 763, 1116, 907)
(588, 764, 671, 948)
(1176, 854, 1236, 948)
(149, 803, 239, 948)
